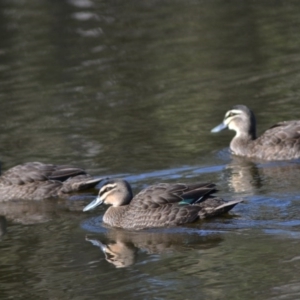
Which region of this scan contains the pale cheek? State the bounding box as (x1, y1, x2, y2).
(105, 195, 114, 206)
(106, 195, 121, 207)
(228, 123, 241, 136)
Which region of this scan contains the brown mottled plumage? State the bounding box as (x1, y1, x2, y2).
(83, 179, 242, 230)
(0, 162, 104, 201)
(211, 105, 300, 160)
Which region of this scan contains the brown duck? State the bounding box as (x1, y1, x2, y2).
(0, 162, 103, 201)
(211, 104, 300, 160)
(83, 179, 242, 230)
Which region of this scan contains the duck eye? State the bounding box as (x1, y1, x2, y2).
(226, 112, 236, 118)
(104, 186, 112, 193)
(100, 185, 115, 195)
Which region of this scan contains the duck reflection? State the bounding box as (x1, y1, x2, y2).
(86, 236, 137, 268)
(226, 156, 300, 194)
(86, 229, 223, 268)
(0, 196, 94, 225)
(225, 156, 262, 193)
(0, 216, 7, 237)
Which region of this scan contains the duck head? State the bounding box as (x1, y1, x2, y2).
(83, 179, 133, 211)
(211, 105, 256, 139)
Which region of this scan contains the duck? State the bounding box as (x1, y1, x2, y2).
(211, 104, 300, 160)
(83, 179, 242, 230)
(0, 161, 104, 201)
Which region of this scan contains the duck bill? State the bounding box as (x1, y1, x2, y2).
(83, 196, 104, 212)
(85, 236, 107, 252)
(211, 122, 227, 133)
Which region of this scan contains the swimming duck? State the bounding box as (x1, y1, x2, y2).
(211, 105, 300, 160)
(83, 179, 242, 230)
(0, 162, 104, 201)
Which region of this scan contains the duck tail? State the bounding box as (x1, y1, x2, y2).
(199, 199, 243, 219)
(214, 199, 243, 213)
(62, 176, 107, 192)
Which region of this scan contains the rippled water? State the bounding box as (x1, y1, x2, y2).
(1, 0, 300, 299)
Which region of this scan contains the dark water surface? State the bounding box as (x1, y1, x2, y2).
(1, 0, 300, 299)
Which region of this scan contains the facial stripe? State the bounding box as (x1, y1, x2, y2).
(99, 183, 117, 198)
(225, 109, 242, 118)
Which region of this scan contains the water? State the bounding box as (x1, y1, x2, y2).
(1, 0, 300, 299)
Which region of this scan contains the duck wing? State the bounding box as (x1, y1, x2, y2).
(129, 182, 217, 209)
(259, 120, 300, 146)
(252, 120, 300, 159)
(0, 162, 89, 185)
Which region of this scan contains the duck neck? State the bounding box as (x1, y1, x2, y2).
(248, 124, 256, 140)
(103, 206, 129, 228)
(230, 131, 256, 156)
